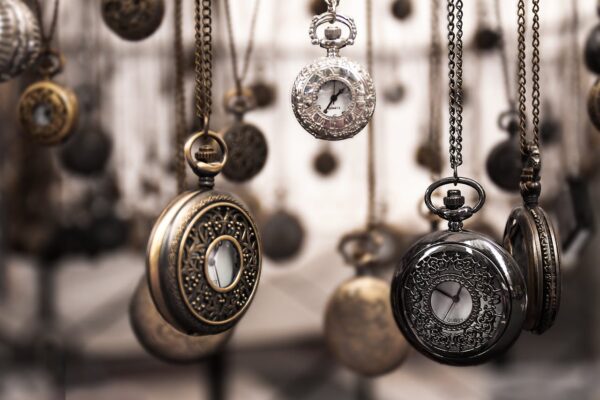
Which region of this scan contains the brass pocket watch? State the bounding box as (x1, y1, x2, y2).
(0, 0, 41, 82)
(147, 132, 262, 335)
(221, 89, 268, 183)
(503, 146, 560, 334)
(325, 231, 409, 377)
(18, 50, 78, 146)
(130, 278, 232, 364)
(101, 0, 165, 41)
(292, 0, 375, 140)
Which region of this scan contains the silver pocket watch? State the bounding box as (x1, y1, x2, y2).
(291, 0, 375, 140)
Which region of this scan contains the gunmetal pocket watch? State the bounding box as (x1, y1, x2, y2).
(130, 277, 232, 364)
(101, 0, 164, 41)
(325, 231, 409, 377)
(391, 178, 527, 366)
(18, 50, 79, 145)
(503, 150, 560, 335)
(221, 89, 268, 182)
(147, 131, 262, 335)
(292, 0, 375, 140)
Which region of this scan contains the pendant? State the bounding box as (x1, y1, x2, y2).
(325, 276, 409, 377)
(130, 278, 232, 364)
(59, 123, 112, 176)
(146, 132, 262, 335)
(250, 80, 277, 109)
(313, 145, 339, 176)
(101, 0, 165, 41)
(0, 0, 41, 82)
(391, 177, 526, 366)
(486, 110, 521, 192)
(502, 145, 561, 334)
(261, 209, 305, 262)
(18, 51, 78, 146)
(390, 0, 413, 21)
(221, 89, 268, 182)
(292, 8, 375, 140)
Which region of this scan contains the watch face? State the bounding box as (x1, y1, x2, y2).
(316, 80, 352, 117)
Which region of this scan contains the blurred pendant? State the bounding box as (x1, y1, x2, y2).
(261, 209, 305, 262)
(59, 123, 112, 176)
(313, 145, 338, 176)
(101, 0, 165, 41)
(130, 278, 232, 364)
(486, 110, 521, 192)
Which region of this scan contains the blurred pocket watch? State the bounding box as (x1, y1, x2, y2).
(292, 0, 375, 140)
(130, 277, 232, 364)
(221, 88, 268, 182)
(101, 0, 164, 41)
(390, 0, 412, 21)
(58, 123, 112, 176)
(588, 79, 600, 131)
(313, 144, 339, 176)
(18, 49, 79, 146)
(147, 132, 262, 335)
(486, 110, 522, 192)
(324, 231, 409, 376)
(308, 0, 328, 16)
(0, 0, 41, 82)
(261, 208, 305, 263)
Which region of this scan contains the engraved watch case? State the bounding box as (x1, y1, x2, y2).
(0, 0, 41, 82)
(101, 0, 165, 41)
(147, 133, 262, 335)
(391, 179, 527, 366)
(292, 9, 375, 140)
(130, 278, 232, 364)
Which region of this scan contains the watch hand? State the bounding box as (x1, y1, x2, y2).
(323, 88, 346, 114)
(434, 287, 454, 299)
(443, 301, 457, 322)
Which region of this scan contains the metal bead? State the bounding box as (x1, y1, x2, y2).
(0, 0, 41, 82)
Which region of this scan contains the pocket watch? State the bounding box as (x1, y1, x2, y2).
(17, 50, 79, 146)
(391, 0, 413, 21)
(147, 131, 262, 335)
(585, 23, 600, 75)
(325, 232, 409, 377)
(59, 123, 112, 176)
(0, 0, 41, 82)
(130, 277, 232, 364)
(221, 89, 268, 182)
(588, 79, 600, 131)
(391, 178, 527, 366)
(486, 110, 521, 192)
(101, 0, 164, 41)
(503, 146, 560, 334)
(292, 1, 375, 140)
(313, 144, 338, 176)
(261, 209, 305, 263)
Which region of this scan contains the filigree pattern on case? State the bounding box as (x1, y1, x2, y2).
(222, 122, 268, 182)
(402, 251, 505, 353)
(177, 201, 260, 324)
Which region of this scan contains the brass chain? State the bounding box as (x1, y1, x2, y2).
(223, 0, 261, 95)
(494, 0, 515, 110)
(366, 0, 375, 228)
(194, 0, 213, 131)
(429, 0, 443, 178)
(517, 0, 541, 152)
(33, 0, 60, 48)
(174, 0, 187, 192)
(446, 0, 464, 179)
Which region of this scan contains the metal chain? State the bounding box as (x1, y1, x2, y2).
(429, 0, 443, 178)
(33, 0, 60, 48)
(174, 0, 186, 193)
(447, 0, 464, 178)
(194, 0, 213, 131)
(517, 0, 541, 153)
(494, 0, 515, 110)
(223, 0, 261, 95)
(366, 0, 376, 228)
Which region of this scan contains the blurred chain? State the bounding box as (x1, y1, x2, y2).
(194, 0, 213, 131)
(429, 0, 443, 178)
(33, 0, 60, 48)
(174, 0, 186, 192)
(494, 0, 515, 110)
(517, 0, 541, 153)
(366, 0, 375, 228)
(223, 0, 261, 95)
(447, 0, 464, 179)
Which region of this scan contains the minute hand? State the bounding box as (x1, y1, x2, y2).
(323, 88, 346, 114)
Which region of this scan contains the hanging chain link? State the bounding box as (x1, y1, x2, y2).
(33, 0, 60, 48)
(517, 0, 541, 153)
(446, 0, 464, 179)
(174, 0, 186, 192)
(494, 0, 515, 110)
(194, 0, 213, 131)
(429, 0, 443, 178)
(366, 0, 376, 228)
(223, 0, 261, 95)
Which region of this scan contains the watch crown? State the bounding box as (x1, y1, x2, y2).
(195, 143, 219, 164)
(444, 190, 465, 210)
(324, 24, 342, 40)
